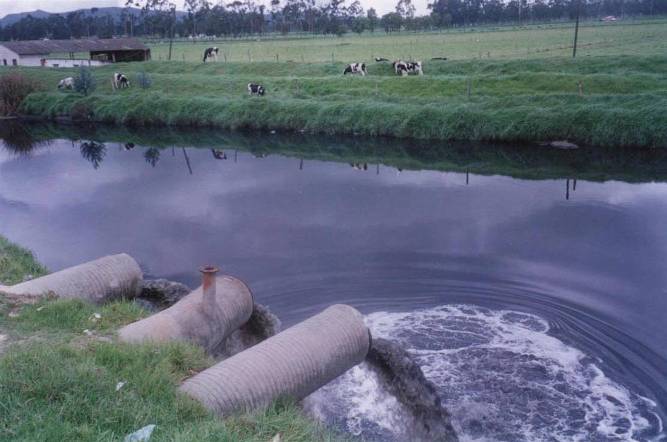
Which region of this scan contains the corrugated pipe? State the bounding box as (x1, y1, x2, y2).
(179, 304, 370, 416)
(118, 271, 254, 353)
(0, 254, 142, 303)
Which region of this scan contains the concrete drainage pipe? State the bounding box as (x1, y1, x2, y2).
(118, 274, 253, 353)
(179, 304, 370, 416)
(0, 253, 142, 303)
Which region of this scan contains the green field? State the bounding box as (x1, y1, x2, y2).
(9, 19, 667, 148)
(147, 19, 667, 63)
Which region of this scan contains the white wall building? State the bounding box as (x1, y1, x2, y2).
(0, 38, 151, 68)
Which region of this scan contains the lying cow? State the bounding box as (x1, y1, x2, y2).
(393, 60, 424, 76)
(343, 62, 367, 76)
(203, 47, 219, 62)
(58, 77, 74, 90)
(247, 83, 266, 96)
(112, 73, 130, 89)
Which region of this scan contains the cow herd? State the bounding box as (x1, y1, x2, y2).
(345, 58, 424, 76)
(56, 50, 424, 98)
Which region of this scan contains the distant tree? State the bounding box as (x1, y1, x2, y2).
(367, 7, 378, 31)
(381, 12, 403, 32)
(351, 16, 368, 33)
(396, 0, 416, 18)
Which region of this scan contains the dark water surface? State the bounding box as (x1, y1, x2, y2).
(1, 123, 666, 441)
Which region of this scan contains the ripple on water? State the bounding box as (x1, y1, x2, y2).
(306, 305, 664, 442)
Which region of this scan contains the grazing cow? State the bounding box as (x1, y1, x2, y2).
(343, 62, 367, 76)
(112, 73, 130, 89)
(406, 61, 424, 75)
(203, 47, 219, 62)
(393, 60, 423, 76)
(58, 77, 74, 90)
(247, 83, 266, 96)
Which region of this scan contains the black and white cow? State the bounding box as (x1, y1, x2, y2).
(247, 83, 266, 96)
(393, 60, 423, 76)
(112, 72, 130, 89)
(203, 47, 219, 62)
(58, 77, 74, 90)
(375, 57, 389, 62)
(343, 62, 367, 76)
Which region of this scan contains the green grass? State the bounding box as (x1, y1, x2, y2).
(7, 20, 667, 147)
(0, 237, 48, 286)
(0, 236, 345, 442)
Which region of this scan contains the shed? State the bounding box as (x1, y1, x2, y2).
(0, 38, 150, 67)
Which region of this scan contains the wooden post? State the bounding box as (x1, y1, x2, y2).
(467, 78, 472, 98)
(578, 81, 583, 96)
(573, 0, 581, 58)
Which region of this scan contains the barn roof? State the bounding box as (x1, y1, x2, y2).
(0, 38, 148, 56)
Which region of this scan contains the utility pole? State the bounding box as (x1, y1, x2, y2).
(168, 4, 176, 61)
(572, 0, 581, 58)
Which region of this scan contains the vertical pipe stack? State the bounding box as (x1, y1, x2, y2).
(118, 274, 253, 353)
(1, 254, 142, 303)
(179, 304, 370, 416)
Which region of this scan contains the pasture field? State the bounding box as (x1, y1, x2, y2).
(147, 18, 667, 63)
(10, 19, 667, 148)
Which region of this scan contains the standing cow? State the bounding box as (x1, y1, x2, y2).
(343, 62, 367, 76)
(112, 73, 130, 89)
(203, 47, 219, 62)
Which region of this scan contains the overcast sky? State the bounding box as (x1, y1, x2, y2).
(0, 0, 428, 19)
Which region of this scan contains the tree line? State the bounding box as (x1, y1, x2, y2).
(1, 0, 664, 41)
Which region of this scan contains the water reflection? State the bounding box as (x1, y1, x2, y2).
(144, 148, 160, 167)
(79, 141, 106, 170)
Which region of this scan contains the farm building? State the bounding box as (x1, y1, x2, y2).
(0, 38, 150, 67)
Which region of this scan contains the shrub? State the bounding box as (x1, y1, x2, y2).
(74, 67, 96, 96)
(0, 73, 40, 115)
(70, 102, 94, 121)
(137, 71, 152, 89)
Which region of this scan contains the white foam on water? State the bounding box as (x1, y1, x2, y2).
(306, 304, 664, 441)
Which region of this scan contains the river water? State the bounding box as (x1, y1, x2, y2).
(0, 123, 665, 441)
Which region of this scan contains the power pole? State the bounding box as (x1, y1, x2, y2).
(168, 5, 175, 61)
(572, 0, 580, 58)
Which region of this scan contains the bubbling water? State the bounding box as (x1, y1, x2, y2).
(306, 305, 663, 441)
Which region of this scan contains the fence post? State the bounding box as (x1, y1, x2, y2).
(578, 80, 583, 96)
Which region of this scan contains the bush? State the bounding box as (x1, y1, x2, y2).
(0, 73, 40, 115)
(74, 67, 96, 96)
(70, 102, 94, 121)
(137, 71, 152, 89)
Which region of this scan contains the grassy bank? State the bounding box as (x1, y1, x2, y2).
(0, 236, 343, 441)
(10, 54, 667, 147)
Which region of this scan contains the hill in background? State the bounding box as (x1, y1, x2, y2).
(0, 7, 187, 28)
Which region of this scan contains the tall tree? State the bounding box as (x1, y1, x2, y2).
(396, 0, 416, 18)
